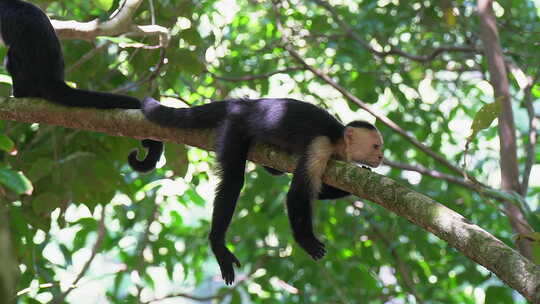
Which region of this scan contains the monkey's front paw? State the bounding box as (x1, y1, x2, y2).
(296, 235, 326, 260)
(212, 246, 241, 285)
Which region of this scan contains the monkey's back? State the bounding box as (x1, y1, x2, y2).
(143, 97, 347, 154)
(0, 0, 64, 82)
(223, 98, 345, 153)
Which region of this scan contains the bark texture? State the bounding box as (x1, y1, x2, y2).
(1, 97, 540, 302)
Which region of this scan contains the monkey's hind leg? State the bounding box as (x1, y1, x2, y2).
(209, 121, 250, 285)
(286, 136, 333, 260)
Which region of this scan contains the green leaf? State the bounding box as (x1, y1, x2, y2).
(169, 49, 205, 75)
(468, 98, 502, 141)
(180, 28, 203, 45)
(230, 289, 242, 304)
(0, 134, 14, 152)
(532, 84, 540, 98)
(32, 193, 61, 214)
(183, 188, 206, 207)
(164, 143, 189, 177)
(0, 169, 33, 195)
(93, 0, 113, 11)
(485, 286, 513, 303)
(28, 158, 55, 182)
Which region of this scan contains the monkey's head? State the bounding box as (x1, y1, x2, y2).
(343, 121, 384, 168)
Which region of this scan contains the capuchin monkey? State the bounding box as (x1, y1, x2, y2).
(134, 96, 384, 285)
(0, 0, 162, 171)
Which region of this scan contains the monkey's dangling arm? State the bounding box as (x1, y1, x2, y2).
(208, 121, 250, 285)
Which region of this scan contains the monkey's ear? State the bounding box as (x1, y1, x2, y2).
(344, 127, 355, 145)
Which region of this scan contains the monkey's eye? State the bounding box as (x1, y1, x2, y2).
(373, 144, 380, 150)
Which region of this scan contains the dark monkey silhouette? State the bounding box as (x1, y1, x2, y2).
(132, 96, 384, 284)
(0, 0, 161, 170)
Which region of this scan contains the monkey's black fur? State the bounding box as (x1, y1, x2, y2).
(140, 97, 374, 284)
(128, 139, 164, 172)
(0, 0, 161, 170)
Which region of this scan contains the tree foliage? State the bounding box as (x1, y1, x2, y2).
(0, 0, 539, 303)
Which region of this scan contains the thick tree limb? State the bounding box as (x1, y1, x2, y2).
(477, 0, 533, 260)
(1, 97, 540, 301)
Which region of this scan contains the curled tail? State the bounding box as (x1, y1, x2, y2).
(128, 139, 164, 172)
(43, 81, 140, 109)
(43, 82, 163, 172)
(131, 97, 226, 172)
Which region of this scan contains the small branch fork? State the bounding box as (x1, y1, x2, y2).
(51, 0, 170, 49)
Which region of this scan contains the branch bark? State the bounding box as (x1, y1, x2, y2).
(477, 0, 533, 260)
(50, 0, 169, 48)
(1, 97, 540, 301)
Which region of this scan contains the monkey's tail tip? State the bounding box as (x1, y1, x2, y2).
(128, 139, 164, 173)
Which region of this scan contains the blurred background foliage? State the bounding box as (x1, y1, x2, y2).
(0, 0, 539, 303)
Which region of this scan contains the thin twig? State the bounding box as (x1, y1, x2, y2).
(53, 207, 107, 304)
(310, 0, 479, 62)
(141, 256, 271, 303)
(370, 224, 424, 304)
(66, 41, 112, 75)
(136, 197, 160, 271)
(522, 78, 539, 195)
(207, 67, 304, 82)
(384, 160, 473, 189)
(283, 39, 465, 176)
(113, 47, 167, 94)
(272, 0, 465, 176)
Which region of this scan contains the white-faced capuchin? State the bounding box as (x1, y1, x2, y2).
(0, 0, 162, 171)
(132, 96, 384, 285)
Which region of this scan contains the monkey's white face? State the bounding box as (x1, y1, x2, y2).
(345, 127, 384, 168)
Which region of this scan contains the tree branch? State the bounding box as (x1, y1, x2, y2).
(0, 97, 539, 301)
(207, 67, 305, 82)
(384, 160, 472, 188)
(50, 0, 169, 48)
(310, 0, 479, 62)
(271, 1, 465, 177)
(522, 77, 539, 195)
(53, 207, 107, 304)
(282, 42, 466, 177)
(370, 224, 424, 304)
(477, 0, 533, 260)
